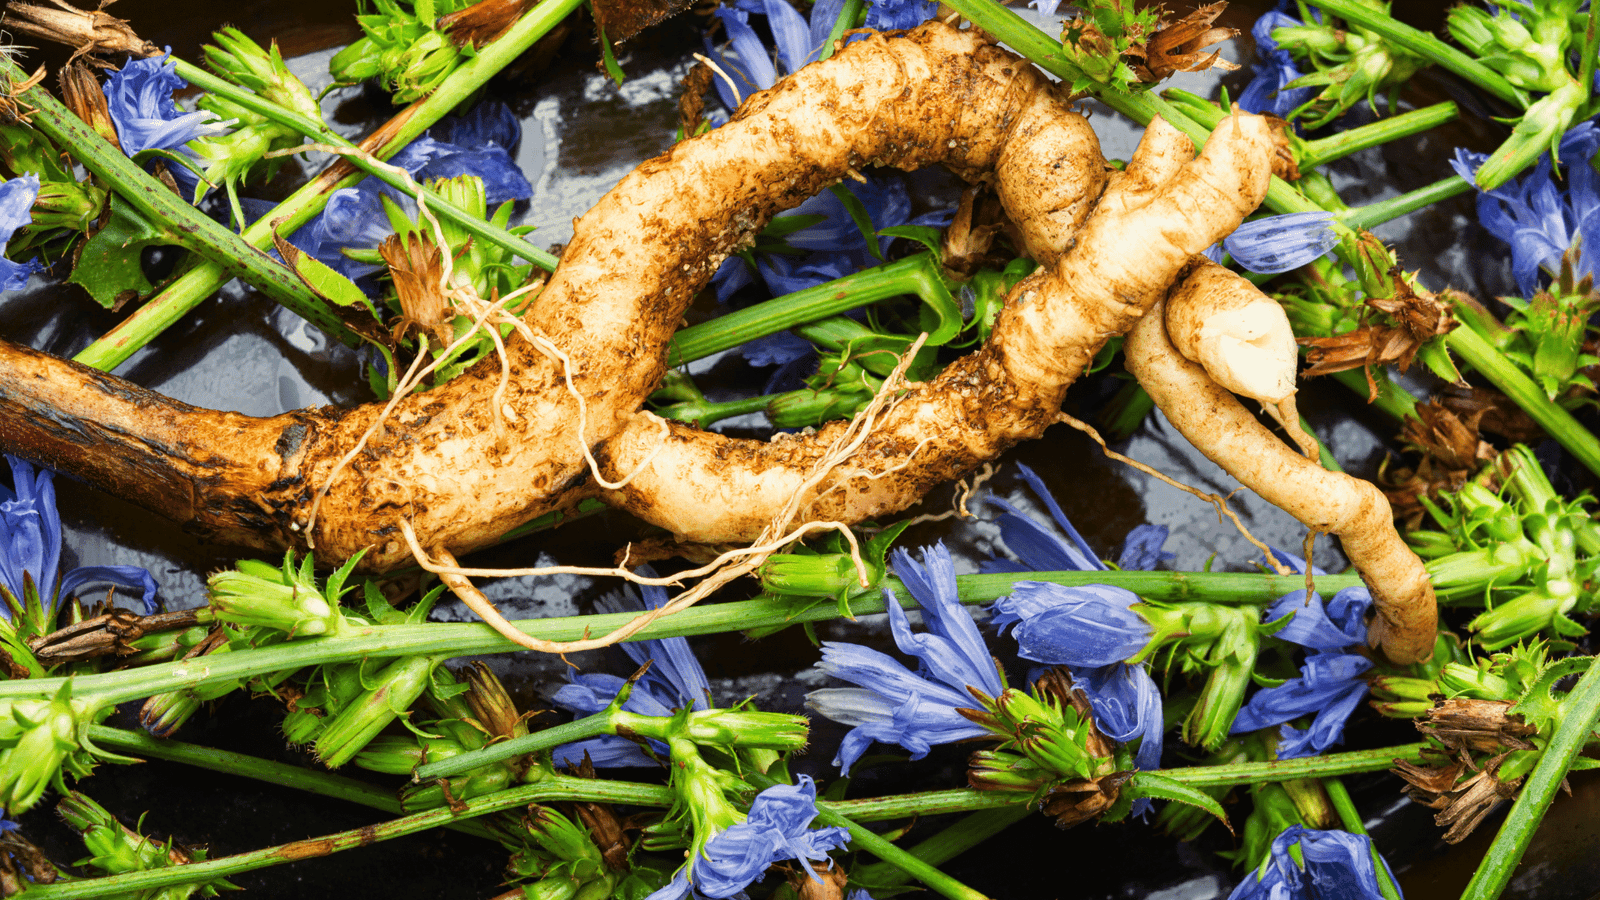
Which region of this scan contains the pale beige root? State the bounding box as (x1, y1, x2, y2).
(1163, 259, 1318, 458)
(595, 111, 1275, 541)
(1123, 292, 1437, 664)
(0, 23, 1109, 570)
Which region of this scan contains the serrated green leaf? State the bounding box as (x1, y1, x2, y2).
(1124, 771, 1234, 834)
(827, 183, 883, 261)
(879, 224, 942, 256)
(66, 195, 177, 308)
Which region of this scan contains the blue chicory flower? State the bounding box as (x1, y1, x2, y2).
(1, 455, 159, 618)
(1451, 120, 1600, 295)
(550, 575, 711, 768)
(806, 543, 1004, 773)
(102, 54, 229, 195)
(1227, 825, 1395, 900)
(0, 174, 44, 292)
(1231, 550, 1374, 758)
(650, 775, 850, 900)
(1028, 0, 1063, 16)
(287, 103, 532, 283)
(1238, 11, 1318, 122)
(1223, 212, 1339, 274)
(862, 0, 939, 32)
(982, 464, 1170, 778)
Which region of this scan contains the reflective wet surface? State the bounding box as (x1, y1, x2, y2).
(3, 1, 1597, 898)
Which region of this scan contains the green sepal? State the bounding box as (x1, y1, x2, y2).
(1124, 771, 1233, 832)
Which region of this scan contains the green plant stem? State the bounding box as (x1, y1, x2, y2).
(747, 773, 989, 900)
(72, 0, 583, 372)
(1307, 0, 1524, 107)
(0, 571, 1363, 704)
(1461, 658, 1600, 900)
(1299, 102, 1460, 170)
(818, 0, 864, 61)
(850, 807, 1031, 890)
(1323, 776, 1404, 900)
(1447, 325, 1600, 479)
(19, 775, 671, 899)
(666, 254, 949, 366)
(1339, 176, 1474, 232)
(170, 58, 558, 274)
(415, 711, 613, 780)
(1329, 368, 1419, 421)
(85, 725, 500, 841)
(828, 744, 1431, 822)
(4, 58, 360, 348)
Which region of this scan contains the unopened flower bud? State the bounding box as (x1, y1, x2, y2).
(315, 654, 440, 768)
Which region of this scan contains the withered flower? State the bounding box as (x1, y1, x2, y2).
(940, 185, 1009, 278)
(56, 61, 120, 149)
(1134, 2, 1239, 82)
(1300, 270, 1457, 399)
(1391, 698, 1539, 843)
(1381, 401, 1494, 528)
(1, 0, 159, 64)
(27, 606, 200, 667)
(1437, 384, 1546, 444)
(463, 661, 533, 744)
(380, 231, 457, 350)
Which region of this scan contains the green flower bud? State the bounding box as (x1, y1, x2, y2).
(758, 552, 876, 600)
(315, 655, 440, 768)
(0, 688, 99, 814)
(207, 553, 350, 638)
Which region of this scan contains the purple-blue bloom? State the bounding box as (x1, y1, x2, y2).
(649, 775, 850, 900)
(551, 575, 711, 768)
(806, 543, 1003, 773)
(1239, 11, 1317, 122)
(1, 455, 158, 619)
(863, 0, 938, 31)
(982, 464, 1170, 777)
(0, 174, 44, 292)
(1226, 825, 1395, 900)
(287, 103, 532, 283)
(1231, 551, 1374, 758)
(1451, 120, 1600, 295)
(103, 54, 229, 194)
(1223, 212, 1339, 274)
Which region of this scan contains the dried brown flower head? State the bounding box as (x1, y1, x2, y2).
(2, 0, 159, 65)
(1300, 269, 1457, 399)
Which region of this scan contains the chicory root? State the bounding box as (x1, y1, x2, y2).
(0, 24, 1276, 594)
(1124, 273, 1437, 664)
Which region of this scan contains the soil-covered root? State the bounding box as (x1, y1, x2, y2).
(0, 22, 1110, 570)
(594, 112, 1276, 540)
(1124, 283, 1437, 664)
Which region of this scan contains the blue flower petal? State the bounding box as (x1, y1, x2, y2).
(103, 54, 226, 156)
(58, 566, 160, 615)
(1116, 524, 1174, 572)
(863, 0, 938, 31)
(1223, 212, 1339, 274)
(1228, 826, 1389, 900)
(1231, 650, 1371, 757)
(1006, 582, 1151, 667)
(690, 776, 849, 898)
(428, 101, 520, 150)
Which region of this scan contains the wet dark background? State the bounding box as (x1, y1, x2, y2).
(3, 0, 1598, 898)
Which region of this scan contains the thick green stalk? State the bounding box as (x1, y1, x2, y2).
(414, 711, 613, 780)
(1299, 102, 1460, 170)
(666, 254, 950, 365)
(0, 571, 1364, 704)
(747, 773, 989, 900)
(1323, 776, 1404, 900)
(73, 0, 584, 372)
(4, 58, 359, 348)
(85, 725, 500, 841)
(170, 58, 558, 273)
(1460, 659, 1600, 900)
(18, 775, 672, 899)
(1447, 325, 1600, 479)
(1339, 176, 1474, 231)
(1306, 0, 1524, 107)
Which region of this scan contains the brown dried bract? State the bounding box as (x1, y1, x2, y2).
(788, 859, 850, 900)
(381, 232, 456, 350)
(941, 184, 1009, 277)
(1300, 271, 1457, 399)
(57, 60, 120, 149)
(27, 606, 201, 667)
(1393, 753, 1522, 843)
(2, 0, 159, 65)
(1437, 385, 1546, 444)
(1421, 698, 1536, 754)
(1381, 401, 1494, 528)
(1135, 2, 1239, 82)
(677, 59, 713, 138)
(591, 0, 696, 47)
(1, 62, 47, 124)
(438, 0, 538, 48)
(1262, 114, 1299, 181)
